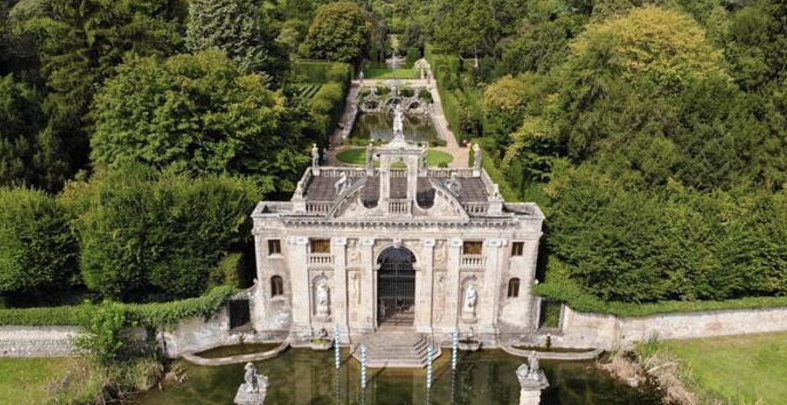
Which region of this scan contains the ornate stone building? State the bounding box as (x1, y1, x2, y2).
(251, 136, 544, 351)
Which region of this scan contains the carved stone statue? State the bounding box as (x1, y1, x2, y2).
(392, 104, 405, 142)
(527, 352, 540, 379)
(365, 143, 373, 170)
(244, 362, 263, 393)
(358, 70, 364, 83)
(316, 282, 331, 317)
(473, 143, 482, 169)
(463, 284, 478, 317)
(294, 180, 305, 199)
(311, 143, 319, 169)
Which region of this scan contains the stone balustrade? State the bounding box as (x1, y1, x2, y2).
(308, 253, 334, 266)
(388, 199, 411, 215)
(462, 202, 488, 215)
(460, 255, 485, 269)
(306, 202, 332, 215)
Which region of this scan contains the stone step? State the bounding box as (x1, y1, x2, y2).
(353, 332, 441, 368)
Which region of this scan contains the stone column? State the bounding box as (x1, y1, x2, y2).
(288, 236, 311, 335)
(359, 237, 376, 332)
(332, 237, 349, 339)
(415, 238, 435, 333)
(379, 165, 390, 214)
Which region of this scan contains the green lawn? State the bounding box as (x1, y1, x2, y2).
(654, 333, 787, 405)
(0, 357, 76, 404)
(336, 148, 453, 167)
(364, 68, 419, 79)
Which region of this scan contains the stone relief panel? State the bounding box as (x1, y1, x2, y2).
(347, 239, 362, 267)
(434, 240, 447, 270)
(433, 270, 446, 323)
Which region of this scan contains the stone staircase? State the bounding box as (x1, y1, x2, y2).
(352, 332, 441, 368)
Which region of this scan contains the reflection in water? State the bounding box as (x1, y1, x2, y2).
(350, 113, 437, 144)
(132, 348, 663, 405)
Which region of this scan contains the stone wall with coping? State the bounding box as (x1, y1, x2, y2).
(552, 305, 787, 350)
(0, 326, 79, 357)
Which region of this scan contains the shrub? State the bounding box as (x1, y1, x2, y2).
(0, 187, 79, 297)
(429, 139, 447, 147)
(376, 85, 391, 95)
(75, 302, 129, 365)
(400, 87, 415, 97)
(291, 60, 352, 84)
(406, 46, 420, 65)
(207, 253, 246, 290)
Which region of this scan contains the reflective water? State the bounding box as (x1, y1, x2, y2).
(351, 113, 437, 144)
(132, 347, 663, 405)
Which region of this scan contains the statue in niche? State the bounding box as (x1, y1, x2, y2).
(316, 281, 330, 317)
(463, 284, 478, 318)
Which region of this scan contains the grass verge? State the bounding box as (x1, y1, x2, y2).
(336, 148, 453, 167)
(649, 333, 787, 405)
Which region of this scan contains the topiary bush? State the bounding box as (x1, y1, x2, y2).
(0, 187, 79, 297)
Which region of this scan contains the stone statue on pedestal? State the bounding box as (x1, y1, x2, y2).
(235, 362, 267, 405)
(311, 144, 319, 169)
(473, 144, 482, 168)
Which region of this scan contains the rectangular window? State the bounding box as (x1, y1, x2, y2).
(462, 241, 483, 255)
(511, 242, 524, 256)
(268, 239, 281, 256)
(310, 239, 331, 253)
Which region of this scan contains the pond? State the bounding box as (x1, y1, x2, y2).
(350, 112, 438, 144)
(130, 347, 663, 405)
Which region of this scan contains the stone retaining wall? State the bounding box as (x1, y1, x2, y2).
(0, 326, 79, 357)
(553, 306, 787, 349)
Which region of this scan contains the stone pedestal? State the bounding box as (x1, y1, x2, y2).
(516, 364, 549, 405)
(234, 384, 266, 405)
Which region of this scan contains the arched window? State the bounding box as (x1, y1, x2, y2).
(271, 275, 284, 297)
(507, 278, 520, 298)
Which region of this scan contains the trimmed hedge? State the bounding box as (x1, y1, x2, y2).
(0, 286, 237, 327)
(534, 261, 787, 318)
(291, 60, 352, 84)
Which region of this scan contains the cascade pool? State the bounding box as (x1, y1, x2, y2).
(350, 113, 438, 144)
(130, 347, 662, 405)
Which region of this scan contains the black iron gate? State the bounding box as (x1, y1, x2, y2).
(377, 247, 416, 325)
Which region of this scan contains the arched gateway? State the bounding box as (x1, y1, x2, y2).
(376, 246, 416, 327)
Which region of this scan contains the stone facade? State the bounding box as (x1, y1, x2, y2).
(251, 138, 545, 346)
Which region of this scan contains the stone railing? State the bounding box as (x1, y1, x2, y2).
(390, 170, 408, 178)
(306, 202, 332, 215)
(460, 255, 485, 269)
(462, 202, 488, 215)
(308, 253, 334, 266)
(319, 167, 367, 178)
(388, 199, 411, 215)
(427, 168, 475, 178)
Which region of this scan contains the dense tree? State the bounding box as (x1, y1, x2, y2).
(13, 0, 184, 190)
(90, 50, 309, 192)
(303, 1, 372, 64)
(186, 0, 289, 84)
(0, 187, 78, 298)
(67, 165, 260, 300)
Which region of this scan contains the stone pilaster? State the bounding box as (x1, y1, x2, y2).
(288, 236, 311, 333)
(332, 237, 349, 339)
(251, 232, 266, 329)
(415, 238, 435, 333)
(522, 238, 541, 330)
(359, 237, 376, 331)
(482, 238, 506, 333)
(440, 237, 463, 330)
